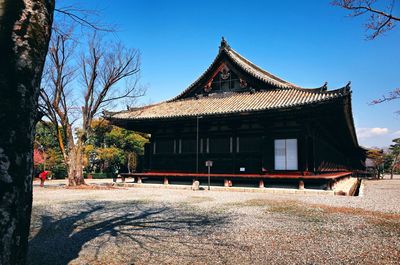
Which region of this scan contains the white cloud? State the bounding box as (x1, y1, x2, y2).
(356, 127, 389, 139)
(391, 130, 400, 137)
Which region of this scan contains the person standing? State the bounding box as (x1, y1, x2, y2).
(38, 171, 49, 187)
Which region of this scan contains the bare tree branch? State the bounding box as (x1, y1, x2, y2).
(40, 27, 78, 166)
(54, 7, 114, 32)
(332, 0, 399, 39)
(333, 1, 399, 111)
(80, 35, 143, 137)
(370, 87, 400, 104)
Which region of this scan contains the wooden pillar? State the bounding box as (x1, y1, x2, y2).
(303, 120, 313, 173)
(226, 121, 239, 174)
(163, 177, 169, 185)
(312, 128, 317, 173)
(261, 125, 272, 173)
(259, 179, 265, 188)
(136, 176, 142, 184)
(304, 134, 309, 172)
(149, 136, 154, 170)
(298, 180, 305, 190)
(233, 128, 237, 174)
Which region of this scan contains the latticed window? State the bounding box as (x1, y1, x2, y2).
(211, 69, 241, 92)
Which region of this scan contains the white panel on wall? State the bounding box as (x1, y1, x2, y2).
(274, 139, 286, 170)
(286, 139, 298, 170)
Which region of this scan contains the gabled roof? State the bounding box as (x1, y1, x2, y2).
(171, 38, 303, 101)
(221, 39, 300, 89)
(106, 38, 352, 121)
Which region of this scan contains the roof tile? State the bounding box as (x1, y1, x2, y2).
(110, 88, 347, 121)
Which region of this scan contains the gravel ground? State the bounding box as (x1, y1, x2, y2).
(28, 176, 400, 265)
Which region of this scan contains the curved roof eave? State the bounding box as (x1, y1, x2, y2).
(170, 38, 309, 101)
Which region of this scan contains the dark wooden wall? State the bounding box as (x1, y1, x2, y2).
(136, 101, 364, 174)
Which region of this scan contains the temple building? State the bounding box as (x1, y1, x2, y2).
(105, 38, 365, 189)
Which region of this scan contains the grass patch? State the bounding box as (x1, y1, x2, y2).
(65, 184, 126, 190)
(229, 199, 274, 207)
(189, 196, 214, 204)
(266, 201, 325, 223)
(232, 199, 400, 226)
(228, 199, 326, 223)
(367, 218, 400, 235)
(266, 201, 400, 229)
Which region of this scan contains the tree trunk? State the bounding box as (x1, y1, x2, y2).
(127, 154, 131, 174)
(390, 155, 398, 180)
(0, 1, 54, 264)
(67, 145, 77, 186)
(60, 123, 85, 186)
(67, 143, 86, 186)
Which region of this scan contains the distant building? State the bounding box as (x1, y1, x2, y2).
(106, 38, 365, 184)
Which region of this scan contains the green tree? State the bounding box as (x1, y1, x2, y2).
(105, 126, 148, 173)
(35, 121, 61, 149)
(87, 119, 148, 174)
(34, 122, 67, 179)
(367, 149, 385, 179)
(388, 138, 400, 179)
(97, 147, 125, 173)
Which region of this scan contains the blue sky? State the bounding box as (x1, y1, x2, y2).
(64, 0, 400, 148)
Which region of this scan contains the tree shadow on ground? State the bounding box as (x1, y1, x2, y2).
(28, 201, 229, 265)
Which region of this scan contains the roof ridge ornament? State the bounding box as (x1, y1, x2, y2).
(345, 81, 351, 92)
(322, 82, 328, 91)
(219, 37, 230, 51)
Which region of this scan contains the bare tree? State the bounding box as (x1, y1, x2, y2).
(39, 29, 79, 184)
(0, 0, 54, 264)
(332, 0, 400, 39)
(40, 30, 143, 186)
(333, 1, 400, 107)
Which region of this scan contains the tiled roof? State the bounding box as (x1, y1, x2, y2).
(108, 87, 350, 121)
(226, 48, 299, 89)
(106, 38, 352, 122)
(171, 38, 301, 101)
